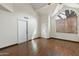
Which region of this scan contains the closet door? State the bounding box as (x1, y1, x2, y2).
(18, 20, 27, 43)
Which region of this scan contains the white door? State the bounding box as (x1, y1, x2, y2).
(18, 21, 27, 43)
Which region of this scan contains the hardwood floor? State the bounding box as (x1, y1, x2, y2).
(0, 38, 79, 56)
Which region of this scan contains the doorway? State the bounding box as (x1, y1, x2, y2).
(18, 20, 28, 43)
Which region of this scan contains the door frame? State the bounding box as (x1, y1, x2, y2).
(17, 19, 28, 44)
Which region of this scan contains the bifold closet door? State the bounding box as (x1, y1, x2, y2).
(18, 21, 27, 43)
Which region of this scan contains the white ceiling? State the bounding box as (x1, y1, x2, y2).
(63, 3, 79, 8)
(31, 3, 48, 10)
(31, 3, 79, 15)
(1, 3, 79, 15)
(30, 3, 57, 15)
(0, 3, 14, 12)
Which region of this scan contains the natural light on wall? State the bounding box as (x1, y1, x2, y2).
(30, 17, 37, 39)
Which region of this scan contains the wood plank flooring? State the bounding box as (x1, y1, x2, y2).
(0, 38, 79, 56)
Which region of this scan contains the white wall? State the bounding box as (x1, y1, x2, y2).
(0, 10, 17, 48)
(0, 3, 39, 48)
(38, 4, 57, 38)
(37, 14, 41, 37)
(40, 15, 49, 38)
